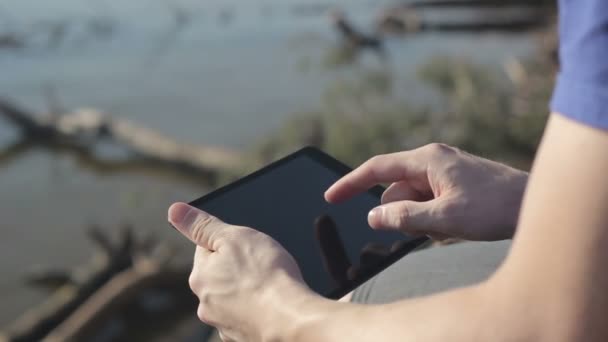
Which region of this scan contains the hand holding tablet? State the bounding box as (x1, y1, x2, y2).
(168, 144, 530, 341)
(176, 147, 427, 299)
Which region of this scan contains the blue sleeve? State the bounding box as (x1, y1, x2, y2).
(550, 0, 608, 130)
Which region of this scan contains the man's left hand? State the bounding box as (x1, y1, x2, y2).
(168, 202, 307, 342)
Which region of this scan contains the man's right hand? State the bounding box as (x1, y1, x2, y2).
(325, 143, 528, 241)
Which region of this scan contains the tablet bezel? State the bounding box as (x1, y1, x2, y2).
(189, 146, 428, 299)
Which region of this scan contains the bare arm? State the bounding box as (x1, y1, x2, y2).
(283, 114, 608, 342)
(169, 113, 608, 342)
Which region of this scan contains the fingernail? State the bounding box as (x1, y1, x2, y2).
(168, 202, 192, 228)
(324, 189, 334, 203)
(368, 207, 383, 228)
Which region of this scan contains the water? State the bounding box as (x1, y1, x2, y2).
(0, 0, 534, 327)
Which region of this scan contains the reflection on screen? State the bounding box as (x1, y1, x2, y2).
(192, 154, 417, 297)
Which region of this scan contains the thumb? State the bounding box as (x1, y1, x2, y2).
(168, 202, 225, 250)
(368, 199, 444, 235)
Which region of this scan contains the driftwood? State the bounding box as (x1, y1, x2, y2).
(375, 9, 549, 36)
(0, 100, 243, 341)
(44, 262, 201, 341)
(0, 226, 167, 342)
(372, 0, 554, 36)
(0, 139, 219, 189)
(326, 3, 553, 59)
(406, 0, 554, 9)
(0, 99, 242, 178)
(0, 140, 31, 167)
(419, 18, 548, 33)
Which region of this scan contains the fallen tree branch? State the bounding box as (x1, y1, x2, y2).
(0, 139, 32, 166)
(0, 226, 165, 342)
(0, 99, 243, 177)
(406, 0, 554, 9)
(44, 263, 199, 342)
(375, 10, 549, 36)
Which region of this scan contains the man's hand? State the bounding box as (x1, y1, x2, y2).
(325, 143, 528, 241)
(168, 202, 309, 342)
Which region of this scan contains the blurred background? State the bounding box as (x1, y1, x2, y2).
(0, 0, 556, 340)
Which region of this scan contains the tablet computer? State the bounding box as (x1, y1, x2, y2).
(189, 147, 428, 299)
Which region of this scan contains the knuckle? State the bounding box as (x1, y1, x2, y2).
(425, 143, 454, 156)
(188, 271, 200, 291)
(387, 205, 409, 229)
(365, 154, 387, 178)
(368, 154, 384, 164)
(196, 304, 211, 324)
(396, 207, 410, 229)
(365, 154, 386, 171)
(196, 291, 215, 324)
(191, 214, 216, 243)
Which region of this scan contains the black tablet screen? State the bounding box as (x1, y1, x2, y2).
(189, 148, 426, 298)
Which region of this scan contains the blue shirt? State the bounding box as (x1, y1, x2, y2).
(551, 0, 608, 129)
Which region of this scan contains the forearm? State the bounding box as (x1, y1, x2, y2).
(297, 283, 484, 341)
(493, 114, 608, 341)
(280, 279, 535, 342)
(277, 114, 608, 342)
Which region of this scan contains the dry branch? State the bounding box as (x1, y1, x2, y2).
(44, 263, 195, 342)
(0, 99, 243, 177)
(406, 0, 554, 8)
(0, 226, 168, 342)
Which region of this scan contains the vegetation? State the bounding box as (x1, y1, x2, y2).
(254, 51, 555, 171)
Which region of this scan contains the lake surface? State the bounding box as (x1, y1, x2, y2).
(0, 0, 534, 327)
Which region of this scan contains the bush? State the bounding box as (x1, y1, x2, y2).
(253, 54, 554, 171)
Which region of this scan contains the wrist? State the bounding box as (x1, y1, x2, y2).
(260, 272, 341, 342)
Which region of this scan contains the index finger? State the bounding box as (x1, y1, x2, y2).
(168, 202, 228, 251)
(324, 151, 428, 203)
